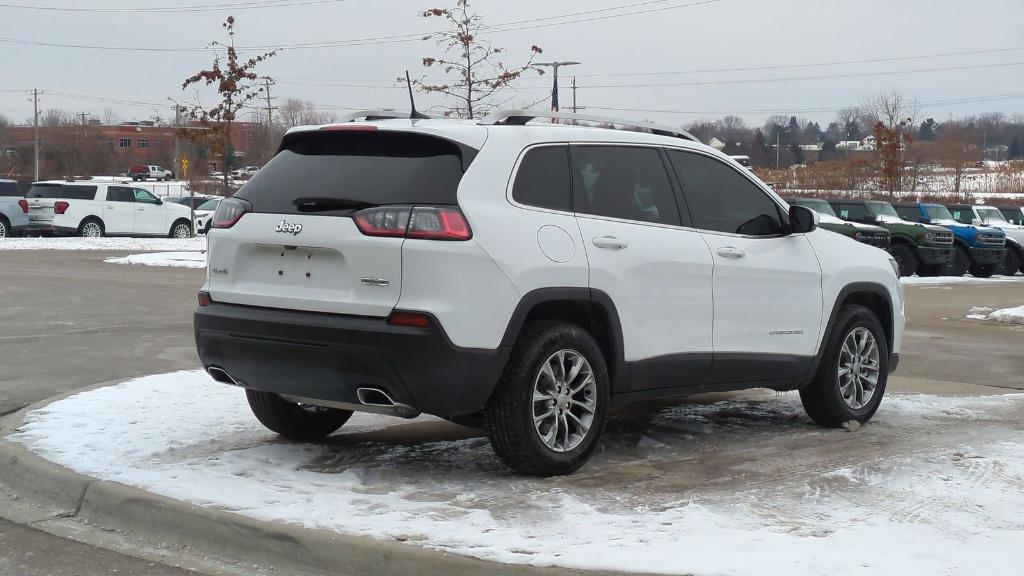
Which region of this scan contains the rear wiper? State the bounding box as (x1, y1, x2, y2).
(292, 197, 377, 212)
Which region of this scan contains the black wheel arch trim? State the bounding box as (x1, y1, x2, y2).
(804, 282, 895, 382)
(497, 287, 628, 395)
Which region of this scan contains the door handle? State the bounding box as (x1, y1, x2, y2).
(137, 208, 145, 211)
(716, 247, 746, 259)
(592, 236, 629, 250)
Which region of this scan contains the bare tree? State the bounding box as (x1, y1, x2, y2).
(937, 122, 980, 199)
(863, 89, 920, 129)
(180, 16, 277, 195)
(41, 109, 73, 127)
(278, 98, 337, 128)
(410, 0, 543, 119)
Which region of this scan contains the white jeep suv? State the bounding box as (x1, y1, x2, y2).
(195, 110, 904, 476)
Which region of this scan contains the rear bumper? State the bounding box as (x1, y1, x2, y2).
(194, 301, 507, 417)
(915, 245, 954, 265)
(968, 246, 1005, 265)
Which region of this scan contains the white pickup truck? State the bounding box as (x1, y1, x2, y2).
(26, 180, 193, 238)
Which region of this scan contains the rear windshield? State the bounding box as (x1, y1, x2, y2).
(237, 131, 473, 215)
(27, 184, 98, 200)
(0, 181, 23, 196)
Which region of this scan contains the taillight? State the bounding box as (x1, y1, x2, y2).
(212, 198, 251, 229)
(352, 206, 471, 241)
(18, 199, 28, 214)
(407, 206, 471, 240)
(353, 206, 411, 237)
(54, 201, 69, 215)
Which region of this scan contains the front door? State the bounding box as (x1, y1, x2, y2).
(102, 186, 135, 234)
(133, 188, 165, 235)
(667, 149, 823, 385)
(570, 145, 714, 391)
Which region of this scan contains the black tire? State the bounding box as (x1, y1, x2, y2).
(1001, 247, 1022, 276)
(485, 320, 610, 477)
(800, 305, 889, 428)
(77, 218, 104, 238)
(245, 389, 352, 440)
(889, 243, 918, 277)
(969, 263, 999, 278)
(943, 244, 970, 277)
(169, 219, 192, 238)
(916, 263, 944, 277)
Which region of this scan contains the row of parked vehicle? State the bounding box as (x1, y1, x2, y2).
(0, 178, 224, 238)
(786, 197, 1024, 277)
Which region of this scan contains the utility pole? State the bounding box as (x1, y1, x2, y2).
(533, 61, 581, 113)
(78, 111, 91, 126)
(263, 77, 275, 162)
(570, 77, 587, 114)
(31, 89, 40, 181)
(776, 130, 780, 170)
(167, 97, 182, 176)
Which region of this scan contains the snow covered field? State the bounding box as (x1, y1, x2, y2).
(103, 252, 206, 268)
(0, 237, 206, 251)
(12, 371, 1024, 575)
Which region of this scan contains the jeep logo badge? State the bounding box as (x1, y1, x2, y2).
(275, 220, 302, 235)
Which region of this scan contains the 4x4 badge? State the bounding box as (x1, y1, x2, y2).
(275, 220, 302, 235)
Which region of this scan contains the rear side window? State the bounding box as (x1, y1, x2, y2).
(27, 184, 97, 200)
(668, 150, 781, 236)
(0, 182, 21, 197)
(570, 146, 681, 226)
(834, 203, 867, 221)
(237, 131, 472, 215)
(107, 187, 135, 202)
(512, 146, 571, 211)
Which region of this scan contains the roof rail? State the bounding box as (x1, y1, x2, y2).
(477, 109, 698, 142)
(334, 110, 433, 123)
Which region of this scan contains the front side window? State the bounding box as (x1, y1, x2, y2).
(668, 150, 782, 235)
(511, 146, 571, 211)
(570, 146, 680, 226)
(134, 188, 160, 204)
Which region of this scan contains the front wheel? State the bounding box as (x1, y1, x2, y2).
(245, 389, 352, 440)
(943, 245, 970, 277)
(889, 244, 918, 277)
(78, 219, 103, 238)
(486, 321, 609, 476)
(969, 263, 999, 278)
(800, 305, 888, 427)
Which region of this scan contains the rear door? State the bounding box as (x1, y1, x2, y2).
(103, 186, 135, 234)
(206, 129, 471, 317)
(667, 149, 823, 385)
(570, 145, 714, 391)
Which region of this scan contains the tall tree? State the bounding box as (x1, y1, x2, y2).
(1008, 137, 1023, 160)
(411, 0, 542, 119)
(180, 16, 277, 195)
(918, 118, 938, 141)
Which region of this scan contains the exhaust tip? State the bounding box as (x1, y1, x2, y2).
(207, 366, 239, 385)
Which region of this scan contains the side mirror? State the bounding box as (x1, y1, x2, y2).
(155, 198, 163, 205)
(971, 218, 982, 226)
(789, 205, 818, 234)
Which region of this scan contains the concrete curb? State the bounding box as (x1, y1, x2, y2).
(0, 392, 634, 576)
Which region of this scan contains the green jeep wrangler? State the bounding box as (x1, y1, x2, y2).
(830, 199, 954, 276)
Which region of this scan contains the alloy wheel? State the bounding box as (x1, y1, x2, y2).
(837, 327, 880, 410)
(82, 222, 102, 237)
(532, 349, 597, 452)
(173, 223, 191, 238)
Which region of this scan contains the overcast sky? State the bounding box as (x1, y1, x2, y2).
(2, 0, 1022, 129)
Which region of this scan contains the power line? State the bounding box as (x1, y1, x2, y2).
(0, 0, 348, 13)
(0, 0, 722, 52)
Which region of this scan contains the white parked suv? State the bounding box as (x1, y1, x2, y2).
(195, 110, 905, 476)
(26, 181, 194, 238)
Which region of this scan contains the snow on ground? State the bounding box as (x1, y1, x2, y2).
(11, 371, 1024, 575)
(901, 273, 1024, 285)
(104, 252, 206, 268)
(0, 237, 206, 251)
(967, 305, 1024, 324)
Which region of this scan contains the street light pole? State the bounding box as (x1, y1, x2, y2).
(167, 98, 181, 177)
(532, 61, 581, 112)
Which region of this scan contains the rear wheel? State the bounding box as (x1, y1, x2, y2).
(943, 245, 970, 277)
(169, 220, 192, 239)
(800, 305, 888, 427)
(486, 321, 609, 477)
(78, 219, 103, 238)
(916, 263, 944, 277)
(889, 244, 918, 277)
(245, 389, 352, 440)
(0, 217, 8, 238)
